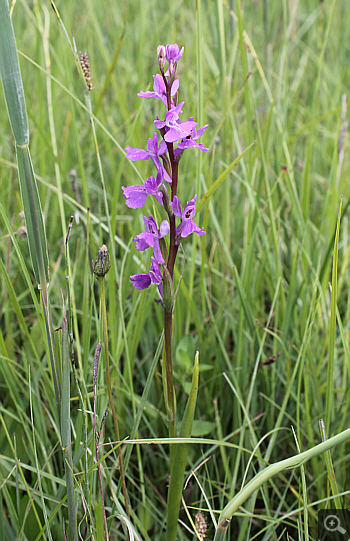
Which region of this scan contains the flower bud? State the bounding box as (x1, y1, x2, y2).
(93, 245, 111, 278)
(161, 185, 173, 219)
(162, 265, 174, 312)
(157, 45, 166, 74)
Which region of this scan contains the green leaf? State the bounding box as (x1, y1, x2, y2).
(16, 145, 49, 285)
(192, 420, 215, 437)
(0, 0, 29, 146)
(176, 334, 195, 373)
(0, 0, 49, 286)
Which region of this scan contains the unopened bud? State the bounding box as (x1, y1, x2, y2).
(162, 265, 174, 312)
(157, 45, 166, 74)
(167, 60, 177, 89)
(161, 185, 172, 218)
(93, 245, 111, 278)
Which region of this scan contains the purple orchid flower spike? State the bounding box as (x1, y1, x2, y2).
(174, 119, 209, 156)
(172, 195, 206, 242)
(154, 102, 197, 144)
(130, 257, 163, 296)
(137, 74, 179, 107)
(133, 215, 170, 264)
(125, 132, 172, 184)
(122, 175, 164, 209)
(124, 42, 208, 304)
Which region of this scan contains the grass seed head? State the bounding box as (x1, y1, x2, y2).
(80, 50, 93, 91)
(195, 512, 207, 540)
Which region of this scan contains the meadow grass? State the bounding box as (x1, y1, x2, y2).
(1, 0, 350, 539)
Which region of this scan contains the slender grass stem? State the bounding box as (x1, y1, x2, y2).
(61, 303, 77, 541)
(93, 344, 110, 541)
(65, 218, 89, 497)
(214, 427, 350, 541)
(99, 275, 130, 518)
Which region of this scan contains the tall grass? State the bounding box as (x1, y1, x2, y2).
(1, 0, 350, 539)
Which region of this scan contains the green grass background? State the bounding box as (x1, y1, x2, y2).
(1, 0, 350, 539)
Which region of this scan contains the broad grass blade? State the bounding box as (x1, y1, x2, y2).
(0, 0, 29, 146)
(16, 145, 49, 284)
(0, 0, 49, 285)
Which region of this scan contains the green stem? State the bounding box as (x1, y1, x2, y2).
(99, 277, 130, 518)
(164, 308, 176, 443)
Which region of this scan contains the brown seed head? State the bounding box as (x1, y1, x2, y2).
(194, 512, 207, 540)
(80, 51, 93, 91)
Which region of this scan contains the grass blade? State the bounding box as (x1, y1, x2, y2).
(196, 142, 255, 214)
(61, 300, 77, 541)
(0, 0, 29, 146)
(16, 145, 49, 285)
(325, 199, 342, 433)
(214, 428, 350, 541)
(0, 0, 49, 286)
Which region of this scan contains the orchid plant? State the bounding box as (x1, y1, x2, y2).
(122, 43, 208, 539)
(122, 44, 207, 293)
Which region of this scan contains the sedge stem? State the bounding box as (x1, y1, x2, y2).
(99, 276, 130, 518)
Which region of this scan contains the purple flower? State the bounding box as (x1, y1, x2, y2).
(122, 175, 164, 209)
(174, 120, 209, 156)
(130, 257, 163, 296)
(166, 44, 184, 64)
(164, 44, 184, 77)
(125, 132, 172, 184)
(130, 272, 151, 290)
(154, 102, 197, 144)
(172, 195, 206, 241)
(149, 257, 163, 296)
(133, 215, 169, 264)
(137, 74, 179, 107)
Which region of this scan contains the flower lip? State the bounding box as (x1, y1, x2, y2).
(122, 185, 148, 209)
(122, 175, 164, 209)
(133, 215, 169, 265)
(130, 272, 152, 290)
(174, 120, 209, 156)
(129, 257, 163, 295)
(172, 195, 205, 241)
